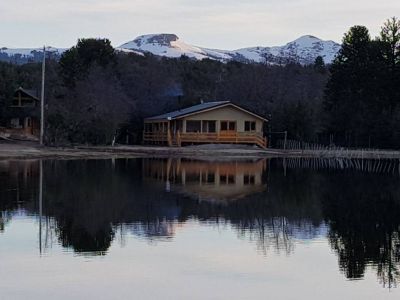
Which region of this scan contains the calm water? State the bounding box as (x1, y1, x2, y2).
(1, 158, 400, 299)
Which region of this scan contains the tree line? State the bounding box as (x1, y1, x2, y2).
(0, 17, 398, 148)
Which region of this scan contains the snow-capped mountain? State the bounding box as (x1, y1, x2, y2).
(118, 34, 233, 61)
(119, 34, 341, 64)
(1, 34, 341, 65)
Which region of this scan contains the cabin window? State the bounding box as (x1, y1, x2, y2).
(220, 121, 228, 131)
(10, 118, 21, 128)
(220, 174, 227, 184)
(202, 120, 216, 133)
(201, 172, 215, 183)
(244, 174, 255, 185)
(221, 121, 236, 131)
(220, 174, 235, 184)
(245, 121, 256, 132)
(186, 120, 201, 133)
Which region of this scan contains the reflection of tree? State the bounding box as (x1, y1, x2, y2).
(228, 163, 325, 255)
(0, 161, 39, 232)
(42, 159, 184, 253)
(321, 172, 400, 287)
(235, 217, 295, 255)
(127, 220, 177, 241)
(3, 157, 400, 288)
(0, 212, 12, 232)
(1, 159, 324, 257)
(56, 219, 115, 254)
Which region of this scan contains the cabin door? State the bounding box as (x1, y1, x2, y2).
(24, 117, 33, 134)
(220, 121, 236, 135)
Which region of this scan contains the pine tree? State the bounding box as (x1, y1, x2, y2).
(379, 17, 400, 116)
(313, 56, 326, 73)
(380, 17, 400, 68)
(59, 38, 116, 87)
(324, 26, 374, 146)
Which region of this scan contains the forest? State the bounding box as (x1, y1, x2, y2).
(0, 17, 399, 148)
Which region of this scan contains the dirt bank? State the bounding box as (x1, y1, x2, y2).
(1, 141, 400, 160)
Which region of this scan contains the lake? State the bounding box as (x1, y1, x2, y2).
(1, 157, 400, 299)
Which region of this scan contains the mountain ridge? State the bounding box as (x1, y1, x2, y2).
(1, 34, 341, 65)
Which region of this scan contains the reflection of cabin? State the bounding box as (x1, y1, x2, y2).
(143, 158, 268, 204)
(0, 87, 40, 139)
(143, 101, 268, 148)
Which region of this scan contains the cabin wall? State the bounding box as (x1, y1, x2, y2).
(182, 106, 263, 133)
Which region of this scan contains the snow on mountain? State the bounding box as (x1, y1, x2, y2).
(267, 35, 341, 64)
(1, 34, 341, 65)
(0, 46, 65, 56)
(0, 47, 67, 64)
(119, 34, 232, 61)
(120, 33, 341, 65)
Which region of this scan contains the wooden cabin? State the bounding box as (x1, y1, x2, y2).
(0, 87, 40, 139)
(143, 101, 268, 148)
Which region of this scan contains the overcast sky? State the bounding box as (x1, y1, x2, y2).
(1, 0, 399, 49)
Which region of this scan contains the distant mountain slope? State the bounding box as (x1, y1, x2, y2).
(119, 34, 341, 64)
(0, 47, 66, 64)
(1, 34, 341, 65)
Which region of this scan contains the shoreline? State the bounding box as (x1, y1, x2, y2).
(1, 141, 400, 160)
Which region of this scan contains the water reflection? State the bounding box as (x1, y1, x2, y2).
(1, 158, 400, 288)
(143, 158, 268, 203)
(321, 172, 400, 288)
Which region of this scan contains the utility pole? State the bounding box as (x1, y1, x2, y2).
(40, 46, 46, 145)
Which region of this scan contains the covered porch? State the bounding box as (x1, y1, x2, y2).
(143, 119, 267, 148)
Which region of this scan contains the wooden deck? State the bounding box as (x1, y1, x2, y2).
(143, 131, 267, 149)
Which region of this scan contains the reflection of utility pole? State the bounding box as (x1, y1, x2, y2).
(39, 160, 43, 255)
(283, 158, 287, 177)
(40, 46, 46, 145)
(283, 131, 287, 150)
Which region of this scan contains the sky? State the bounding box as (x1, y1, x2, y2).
(0, 0, 399, 49)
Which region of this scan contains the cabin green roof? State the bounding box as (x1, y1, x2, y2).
(145, 101, 229, 121)
(145, 101, 267, 122)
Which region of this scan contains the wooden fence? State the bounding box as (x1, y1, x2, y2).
(280, 157, 400, 175)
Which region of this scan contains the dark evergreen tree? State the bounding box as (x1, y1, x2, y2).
(324, 26, 382, 147)
(313, 56, 326, 73)
(59, 38, 116, 87)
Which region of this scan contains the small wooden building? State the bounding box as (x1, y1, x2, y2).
(1, 87, 40, 139)
(143, 101, 268, 148)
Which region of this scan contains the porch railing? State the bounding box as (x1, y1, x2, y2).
(143, 131, 267, 148)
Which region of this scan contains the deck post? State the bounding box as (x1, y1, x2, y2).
(167, 121, 172, 146)
(177, 131, 181, 147)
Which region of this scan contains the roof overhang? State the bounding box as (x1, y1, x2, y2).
(15, 87, 40, 101)
(144, 102, 268, 122)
